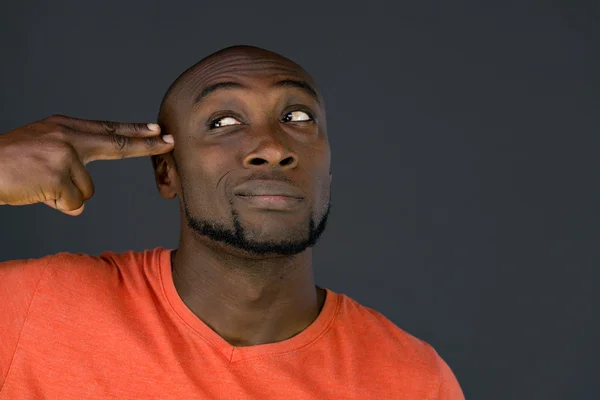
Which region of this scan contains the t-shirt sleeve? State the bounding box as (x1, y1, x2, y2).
(0, 255, 53, 388)
(435, 352, 465, 400)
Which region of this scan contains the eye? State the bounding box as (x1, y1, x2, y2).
(210, 116, 242, 129)
(282, 110, 313, 123)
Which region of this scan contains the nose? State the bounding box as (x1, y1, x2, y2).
(242, 128, 299, 170)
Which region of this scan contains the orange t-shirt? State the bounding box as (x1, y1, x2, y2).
(0, 248, 464, 399)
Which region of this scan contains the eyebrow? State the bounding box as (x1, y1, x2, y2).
(272, 79, 319, 103)
(194, 79, 320, 105)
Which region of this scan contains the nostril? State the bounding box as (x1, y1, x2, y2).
(248, 158, 267, 166)
(280, 157, 295, 166)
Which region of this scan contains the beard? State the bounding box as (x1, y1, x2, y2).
(182, 197, 330, 256)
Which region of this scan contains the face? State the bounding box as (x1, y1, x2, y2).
(156, 47, 331, 257)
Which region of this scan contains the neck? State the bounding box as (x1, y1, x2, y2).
(171, 232, 325, 347)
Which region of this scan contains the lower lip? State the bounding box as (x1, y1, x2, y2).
(235, 195, 303, 210)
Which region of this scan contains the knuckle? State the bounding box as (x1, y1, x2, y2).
(84, 184, 96, 200)
(130, 124, 144, 133)
(100, 121, 117, 134)
(84, 189, 95, 201)
(71, 198, 85, 209)
(46, 114, 66, 123)
(144, 136, 158, 149)
(49, 124, 73, 140)
(110, 134, 130, 155)
(51, 142, 76, 165)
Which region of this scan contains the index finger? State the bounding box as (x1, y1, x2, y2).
(50, 115, 161, 137)
(76, 133, 175, 164)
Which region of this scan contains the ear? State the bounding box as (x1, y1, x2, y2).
(152, 153, 180, 200)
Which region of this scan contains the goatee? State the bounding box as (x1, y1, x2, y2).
(183, 200, 330, 256)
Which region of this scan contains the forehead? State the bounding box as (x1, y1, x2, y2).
(199, 52, 305, 80)
(180, 51, 317, 101)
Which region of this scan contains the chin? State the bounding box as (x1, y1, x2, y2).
(243, 224, 311, 244)
(183, 199, 328, 257)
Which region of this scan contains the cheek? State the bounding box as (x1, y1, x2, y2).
(179, 136, 237, 182)
(316, 175, 331, 209)
(299, 144, 331, 211)
(309, 165, 331, 213)
(177, 145, 235, 211)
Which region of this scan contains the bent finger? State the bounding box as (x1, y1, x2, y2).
(43, 200, 85, 216)
(70, 159, 95, 200)
(44, 179, 85, 214)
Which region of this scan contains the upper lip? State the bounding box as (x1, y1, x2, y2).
(234, 180, 305, 199)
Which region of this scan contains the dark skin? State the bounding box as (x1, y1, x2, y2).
(0, 45, 330, 347)
(153, 46, 332, 346)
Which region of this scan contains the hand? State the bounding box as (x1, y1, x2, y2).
(0, 115, 174, 216)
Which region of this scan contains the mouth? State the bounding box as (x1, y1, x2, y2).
(235, 194, 303, 210)
(233, 180, 305, 210)
(234, 180, 305, 199)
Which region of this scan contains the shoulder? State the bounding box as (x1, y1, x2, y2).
(335, 292, 433, 351)
(331, 291, 451, 374)
(1, 247, 168, 288)
(329, 291, 464, 397)
(323, 291, 464, 397)
(0, 254, 57, 299)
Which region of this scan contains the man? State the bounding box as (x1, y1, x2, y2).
(0, 45, 464, 399)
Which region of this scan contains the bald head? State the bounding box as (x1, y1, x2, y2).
(152, 45, 331, 257)
(157, 45, 323, 136)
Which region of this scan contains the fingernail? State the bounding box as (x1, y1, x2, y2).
(162, 134, 174, 144)
(147, 123, 160, 131)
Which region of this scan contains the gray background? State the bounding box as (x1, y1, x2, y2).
(1, 1, 598, 398)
